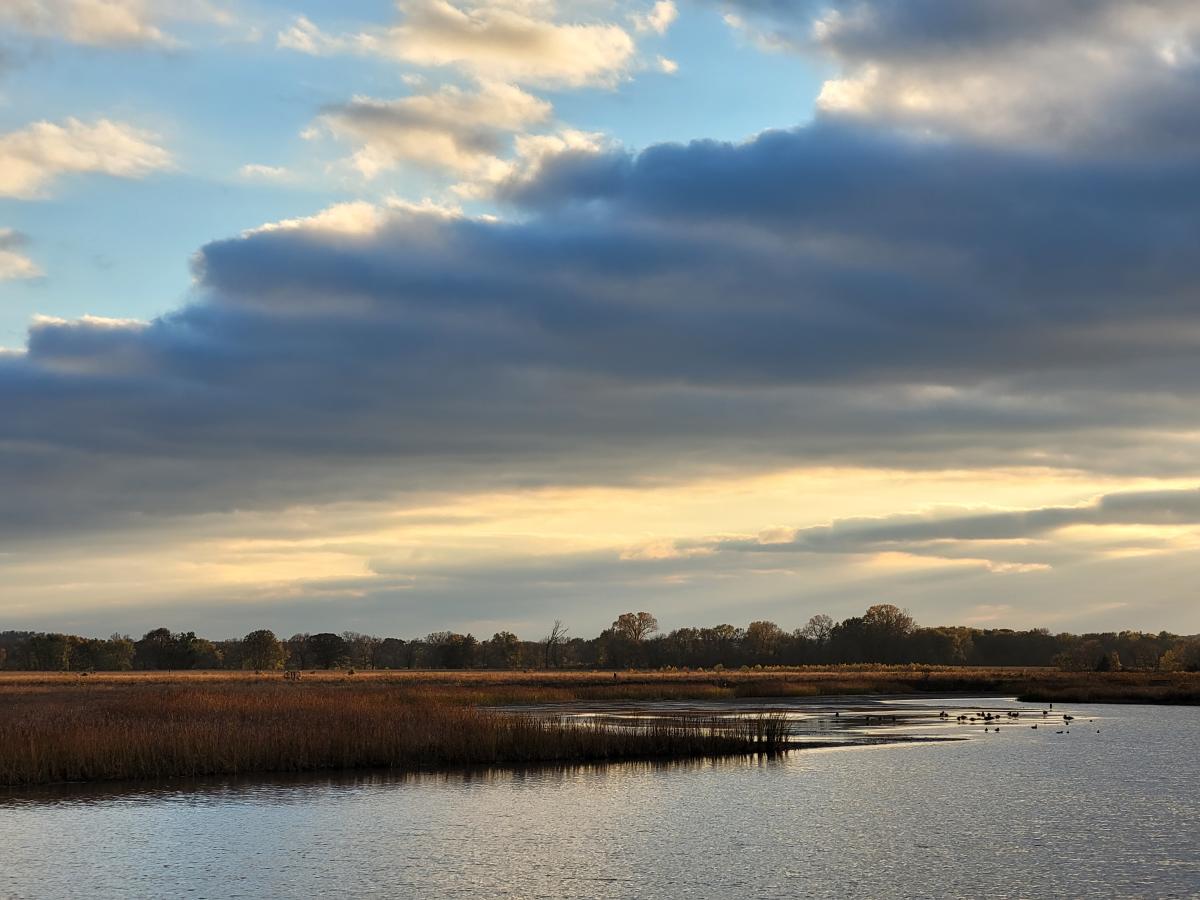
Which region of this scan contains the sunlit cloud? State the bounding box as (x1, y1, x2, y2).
(0, 117, 172, 198)
(1, 0, 237, 48)
(631, 0, 677, 35)
(313, 81, 552, 181)
(278, 1, 637, 88)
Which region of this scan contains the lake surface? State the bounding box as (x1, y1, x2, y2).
(3, 698, 1198, 899)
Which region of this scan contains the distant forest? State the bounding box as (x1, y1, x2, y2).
(3, 605, 1199, 673)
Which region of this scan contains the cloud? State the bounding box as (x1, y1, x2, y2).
(656, 55, 678, 74)
(721, 0, 1200, 155)
(681, 486, 1200, 566)
(237, 163, 291, 182)
(275, 14, 361, 56)
(313, 81, 552, 180)
(0, 229, 41, 280)
(631, 1, 677, 35)
(7, 5, 1200, 635)
(277, 1, 637, 88)
(0, 0, 236, 48)
(0, 117, 172, 199)
(5, 117, 1200, 545)
(7, 26, 1200, 632)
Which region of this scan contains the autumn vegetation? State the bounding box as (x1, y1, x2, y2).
(3, 604, 1197, 786)
(2, 664, 1197, 786)
(4, 605, 1199, 675)
(0, 676, 794, 787)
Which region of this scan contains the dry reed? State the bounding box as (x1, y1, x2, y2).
(0, 681, 789, 786)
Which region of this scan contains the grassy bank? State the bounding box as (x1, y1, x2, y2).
(0, 680, 788, 787)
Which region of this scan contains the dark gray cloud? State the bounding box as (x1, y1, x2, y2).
(5, 114, 1200, 540)
(697, 485, 1200, 558)
(721, 0, 1183, 57)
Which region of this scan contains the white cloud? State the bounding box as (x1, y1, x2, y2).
(31, 313, 148, 329)
(246, 201, 391, 238)
(631, 0, 677, 36)
(316, 81, 552, 181)
(237, 163, 291, 181)
(0, 118, 173, 199)
(657, 55, 678, 74)
(276, 14, 362, 55)
(0, 229, 41, 281)
(246, 196, 473, 240)
(278, 1, 637, 88)
(0, 0, 237, 48)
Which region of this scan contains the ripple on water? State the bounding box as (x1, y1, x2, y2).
(1, 699, 1197, 899)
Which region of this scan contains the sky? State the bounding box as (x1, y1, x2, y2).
(2, 1, 1200, 640)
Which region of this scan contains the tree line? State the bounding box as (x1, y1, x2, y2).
(2, 605, 1198, 673)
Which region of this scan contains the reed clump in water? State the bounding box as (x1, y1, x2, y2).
(0, 681, 788, 786)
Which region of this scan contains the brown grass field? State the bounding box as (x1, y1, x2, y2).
(2, 667, 1195, 786)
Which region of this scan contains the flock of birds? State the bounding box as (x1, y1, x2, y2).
(936, 707, 1099, 735)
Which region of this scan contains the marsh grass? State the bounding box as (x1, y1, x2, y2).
(0, 681, 789, 786)
(3, 666, 1194, 785)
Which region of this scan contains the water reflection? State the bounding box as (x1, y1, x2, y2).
(2, 700, 1198, 899)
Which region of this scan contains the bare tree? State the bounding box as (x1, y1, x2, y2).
(543, 620, 569, 668)
(801, 614, 835, 645)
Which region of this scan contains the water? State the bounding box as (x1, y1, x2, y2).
(2, 699, 1198, 899)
